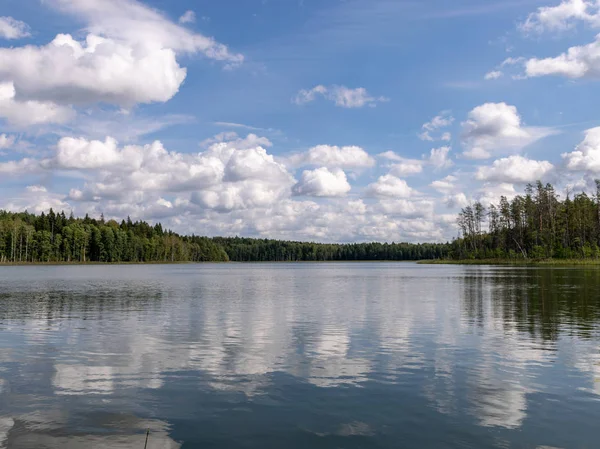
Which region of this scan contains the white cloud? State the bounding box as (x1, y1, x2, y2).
(293, 85, 328, 105)
(0, 129, 503, 243)
(54, 136, 133, 170)
(0, 133, 15, 149)
(289, 145, 375, 169)
(48, 0, 242, 62)
(476, 182, 518, 207)
(484, 70, 503, 80)
(377, 199, 435, 218)
(1, 184, 72, 214)
(461, 102, 556, 159)
(520, 0, 600, 34)
(0, 16, 31, 39)
(330, 86, 389, 108)
(366, 175, 414, 198)
(429, 175, 468, 209)
(0, 34, 187, 108)
(430, 175, 458, 194)
(476, 155, 554, 183)
(428, 146, 454, 170)
(0, 82, 74, 126)
(42, 133, 294, 215)
(379, 148, 451, 174)
(444, 193, 469, 209)
(562, 126, 600, 172)
(0, 158, 42, 176)
(293, 85, 388, 108)
(293, 167, 351, 197)
(525, 34, 600, 78)
(389, 160, 424, 176)
(378, 151, 404, 162)
(419, 111, 454, 141)
(378, 151, 424, 176)
(179, 10, 196, 24)
(0, 0, 242, 127)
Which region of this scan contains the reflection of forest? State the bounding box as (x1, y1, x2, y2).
(0, 284, 164, 322)
(461, 268, 600, 341)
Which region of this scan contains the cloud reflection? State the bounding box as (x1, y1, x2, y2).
(0, 264, 599, 444)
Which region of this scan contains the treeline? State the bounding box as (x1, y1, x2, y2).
(214, 237, 448, 262)
(0, 210, 229, 263)
(452, 181, 600, 260)
(0, 210, 450, 263)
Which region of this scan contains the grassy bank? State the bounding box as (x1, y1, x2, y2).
(418, 259, 600, 266)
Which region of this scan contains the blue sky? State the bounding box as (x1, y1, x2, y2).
(2, 0, 600, 242)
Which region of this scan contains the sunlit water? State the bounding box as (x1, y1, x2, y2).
(0, 263, 599, 448)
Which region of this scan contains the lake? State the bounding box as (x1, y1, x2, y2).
(0, 263, 599, 448)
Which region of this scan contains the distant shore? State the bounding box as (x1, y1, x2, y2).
(418, 259, 600, 266)
(3, 259, 600, 267)
(0, 261, 200, 266)
(0, 260, 423, 266)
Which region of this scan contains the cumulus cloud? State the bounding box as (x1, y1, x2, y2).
(430, 175, 458, 194)
(428, 146, 454, 170)
(0, 82, 74, 126)
(289, 145, 375, 169)
(293, 85, 388, 108)
(53, 136, 138, 170)
(377, 151, 424, 176)
(520, 0, 600, 34)
(0, 16, 31, 39)
(518, 1, 600, 80)
(419, 111, 454, 141)
(0, 133, 292, 211)
(525, 35, 600, 78)
(461, 102, 556, 159)
(366, 175, 414, 198)
(293, 167, 351, 197)
(378, 151, 404, 162)
(444, 193, 469, 209)
(476, 155, 554, 183)
(0, 185, 71, 214)
(476, 182, 518, 207)
(0, 127, 503, 243)
(377, 198, 435, 218)
(0, 157, 41, 175)
(428, 175, 468, 209)
(0, 0, 242, 127)
(562, 126, 600, 172)
(0, 34, 187, 107)
(379, 148, 452, 174)
(390, 160, 424, 176)
(179, 10, 196, 24)
(2, 133, 292, 216)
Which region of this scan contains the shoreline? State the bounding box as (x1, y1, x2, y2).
(0, 260, 423, 266)
(417, 259, 600, 266)
(3, 259, 600, 267)
(0, 261, 200, 266)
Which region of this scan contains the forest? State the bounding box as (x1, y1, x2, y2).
(452, 181, 600, 260)
(0, 209, 449, 263)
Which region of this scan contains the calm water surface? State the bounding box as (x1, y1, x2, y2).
(0, 263, 599, 448)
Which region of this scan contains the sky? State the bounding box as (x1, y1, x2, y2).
(2, 0, 600, 243)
